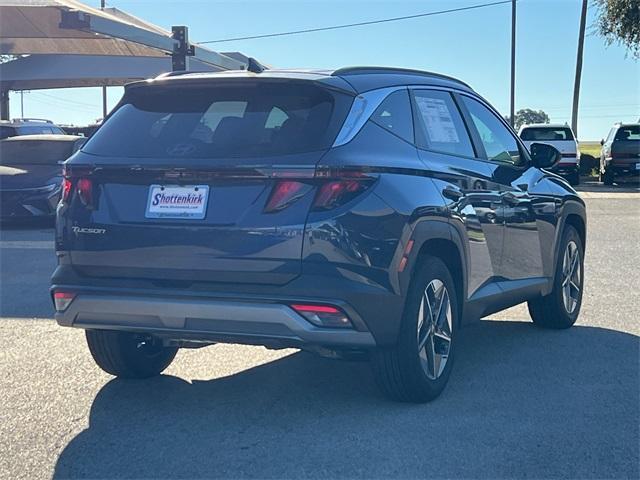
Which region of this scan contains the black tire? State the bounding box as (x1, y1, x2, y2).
(85, 330, 178, 378)
(528, 225, 584, 329)
(601, 167, 614, 186)
(371, 256, 458, 403)
(569, 171, 580, 186)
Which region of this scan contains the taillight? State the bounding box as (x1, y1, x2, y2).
(290, 304, 352, 328)
(264, 181, 311, 213)
(53, 291, 76, 311)
(77, 178, 93, 206)
(312, 177, 374, 211)
(61, 178, 73, 203)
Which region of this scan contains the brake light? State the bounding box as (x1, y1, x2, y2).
(312, 179, 371, 211)
(77, 178, 93, 206)
(53, 291, 76, 311)
(61, 178, 73, 203)
(290, 304, 352, 328)
(265, 181, 310, 213)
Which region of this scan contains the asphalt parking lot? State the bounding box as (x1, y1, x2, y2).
(1, 190, 638, 479)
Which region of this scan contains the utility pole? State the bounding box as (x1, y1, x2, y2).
(509, 0, 516, 127)
(572, 0, 588, 138)
(101, 0, 107, 120)
(20, 91, 24, 118)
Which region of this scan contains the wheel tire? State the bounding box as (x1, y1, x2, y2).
(371, 256, 458, 403)
(602, 167, 614, 186)
(570, 171, 580, 186)
(85, 330, 178, 378)
(528, 225, 584, 329)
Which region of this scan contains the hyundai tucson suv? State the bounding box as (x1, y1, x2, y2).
(519, 124, 580, 185)
(599, 123, 640, 185)
(52, 67, 586, 402)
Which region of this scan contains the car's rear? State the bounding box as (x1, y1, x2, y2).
(52, 73, 404, 354)
(603, 124, 640, 179)
(519, 125, 580, 184)
(0, 135, 83, 221)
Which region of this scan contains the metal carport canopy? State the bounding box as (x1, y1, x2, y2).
(0, 0, 245, 70)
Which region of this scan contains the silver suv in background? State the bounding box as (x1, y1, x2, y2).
(599, 123, 640, 185)
(0, 118, 66, 140)
(519, 124, 580, 185)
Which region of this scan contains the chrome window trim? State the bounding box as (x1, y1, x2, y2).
(332, 86, 404, 147)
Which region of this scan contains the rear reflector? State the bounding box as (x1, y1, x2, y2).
(290, 304, 352, 328)
(53, 291, 76, 311)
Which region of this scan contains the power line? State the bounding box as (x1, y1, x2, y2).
(197, 0, 513, 44)
(32, 91, 98, 109)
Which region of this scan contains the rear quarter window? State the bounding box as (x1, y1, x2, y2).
(82, 82, 353, 160)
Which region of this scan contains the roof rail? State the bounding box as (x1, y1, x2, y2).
(331, 66, 471, 88)
(154, 70, 205, 79)
(12, 118, 53, 124)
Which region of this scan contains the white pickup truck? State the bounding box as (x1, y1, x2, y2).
(519, 124, 580, 185)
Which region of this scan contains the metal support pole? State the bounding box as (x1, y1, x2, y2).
(171, 26, 194, 71)
(509, 0, 516, 127)
(102, 86, 107, 119)
(0, 89, 9, 120)
(572, 0, 588, 138)
(20, 91, 24, 118)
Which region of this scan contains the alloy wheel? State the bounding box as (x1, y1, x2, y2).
(417, 279, 453, 380)
(561, 240, 581, 314)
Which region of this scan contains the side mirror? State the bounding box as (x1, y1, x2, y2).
(600, 139, 605, 146)
(530, 142, 561, 169)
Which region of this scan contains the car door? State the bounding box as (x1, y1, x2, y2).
(410, 88, 504, 298)
(457, 94, 551, 282)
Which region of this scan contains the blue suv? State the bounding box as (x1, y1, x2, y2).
(52, 67, 586, 402)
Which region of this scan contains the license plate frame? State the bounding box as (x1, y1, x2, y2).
(145, 184, 209, 220)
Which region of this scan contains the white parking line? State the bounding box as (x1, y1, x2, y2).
(0, 241, 54, 249)
(579, 191, 639, 199)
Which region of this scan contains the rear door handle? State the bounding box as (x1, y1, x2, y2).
(442, 187, 463, 201)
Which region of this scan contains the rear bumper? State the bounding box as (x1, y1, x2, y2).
(0, 188, 59, 220)
(606, 160, 640, 176)
(55, 293, 376, 349)
(551, 163, 579, 175)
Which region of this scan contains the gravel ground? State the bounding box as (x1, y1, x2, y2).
(0, 195, 638, 479)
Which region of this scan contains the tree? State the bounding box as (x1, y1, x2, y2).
(594, 0, 640, 58)
(504, 109, 550, 131)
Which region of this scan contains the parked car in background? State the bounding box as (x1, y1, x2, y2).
(599, 123, 640, 185)
(0, 118, 66, 140)
(519, 124, 580, 185)
(52, 67, 586, 403)
(0, 134, 84, 222)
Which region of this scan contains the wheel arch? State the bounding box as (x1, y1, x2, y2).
(404, 221, 467, 327)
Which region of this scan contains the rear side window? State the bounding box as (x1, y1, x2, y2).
(412, 89, 474, 157)
(461, 96, 523, 166)
(16, 126, 54, 135)
(520, 127, 574, 141)
(370, 89, 414, 143)
(614, 125, 640, 141)
(82, 82, 353, 159)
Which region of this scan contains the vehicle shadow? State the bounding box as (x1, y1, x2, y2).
(53, 320, 639, 479)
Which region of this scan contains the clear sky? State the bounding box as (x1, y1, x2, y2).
(8, 0, 639, 140)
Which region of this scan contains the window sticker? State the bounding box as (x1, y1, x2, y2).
(416, 97, 460, 144)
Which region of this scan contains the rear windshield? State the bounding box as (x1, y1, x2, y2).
(0, 139, 81, 165)
(614, 125, 640, 141)
(520, 127, 574, 141)
(82, 82, 353, 159)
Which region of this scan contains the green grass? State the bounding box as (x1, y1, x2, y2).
(580, 141, 601, 158)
